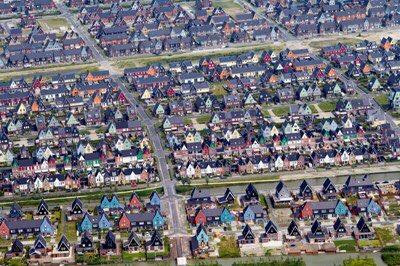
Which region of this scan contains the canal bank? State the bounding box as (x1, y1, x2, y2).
(179, 172, 400, 195)
(126, 252, 386, 266)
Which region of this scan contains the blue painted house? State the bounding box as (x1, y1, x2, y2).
(242, 205, 265, 223)
(357, 198, 381, 216)
(98, 213, 111, 230)
(40, 216, 54, 235)
(80, 212, 111, 231)
(149, 190, 161, 207)
(80, 213, 93, 231)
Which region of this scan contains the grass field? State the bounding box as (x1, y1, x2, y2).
(308, 38, 361, 50)
(196, 115, 211, 124)
(343, 257, 376, 266)
(65, 220, 77, 241)
(212, 0, 244, 15)
(318, 101, 337, 112)
(211, 83, 228, 97)
(122, 251, 146, 261)
(375, 95, 389, 107)
(218, 235, 240, 258)
(381, 245, 400, 266)
(39, 18, 70, 31)
(358, 239, 381, 248)
(334, 239, 357, 252)
(272, 107, 289, 116)
(309, 105, 318, 113)
(375, 227, 396, 245)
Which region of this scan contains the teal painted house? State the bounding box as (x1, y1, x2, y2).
(220, 208, 234, 223)
(109, 194, 120, 208)
(100, 194, 121, 209)
(152, 210, 165, 227)
(80, 213, 93, 231)
(335, 200, 349, 216)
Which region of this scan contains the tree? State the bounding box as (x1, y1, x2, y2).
(205, 176, 209, 185)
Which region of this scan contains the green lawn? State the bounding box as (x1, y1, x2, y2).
(318, 101, 336, 112)
(381, 245, 400, 266)
(259, 194, 267, 207)
(39, 18, 70, 30)
(212, 0, 243, 11)
(375, 95, 389, 107)
(375, 227, 396, 245)
(272, 107, 289, 116)
(196, 115, 211, 124)
(211, 83, 228, 97)
(308, 38, 361, 50)
(65, 221, 77, 241)
(122, 251, 146, 261)
(218, 236, 240, 258)
(358, 239, 381, 248)
(309, 105, 318, 113)
(343, 257, 376, 266)
(339, 245, 357, 252)
(334, 239, 357, 252)
(184, 118, 192, 125)
(334, 239, 356, 245)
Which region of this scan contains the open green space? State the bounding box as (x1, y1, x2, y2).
(39, 17, 70, 30)
(211, 82, 228, 97)
(381, 245, 400, 266)
(308, 38, 361, 50)
(122, 251, 146, 261)
(65, 220, 77, 241)
(318, 101, 336, 112)
(231, 258, 306, 266)
(218, 235, 240, 258)
(334, 239, 357, 252)
(375, 95, 389, 107)
(343, 257, 376, 266)
(309, 105, 318, 113)
(358, 239, 381, 248)
(375, 227, 396, 245)
(212, 0, 243, 10)
(272, 107, 289, 116)
(196, 115, 211, 124)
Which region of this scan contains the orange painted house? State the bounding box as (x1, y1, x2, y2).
(194, 209, 207, 225)
(0, 220, 9, 237)
(118, 212, 131, 230)
(129, 192, 142, 209)
(83, 70, 110, 83)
